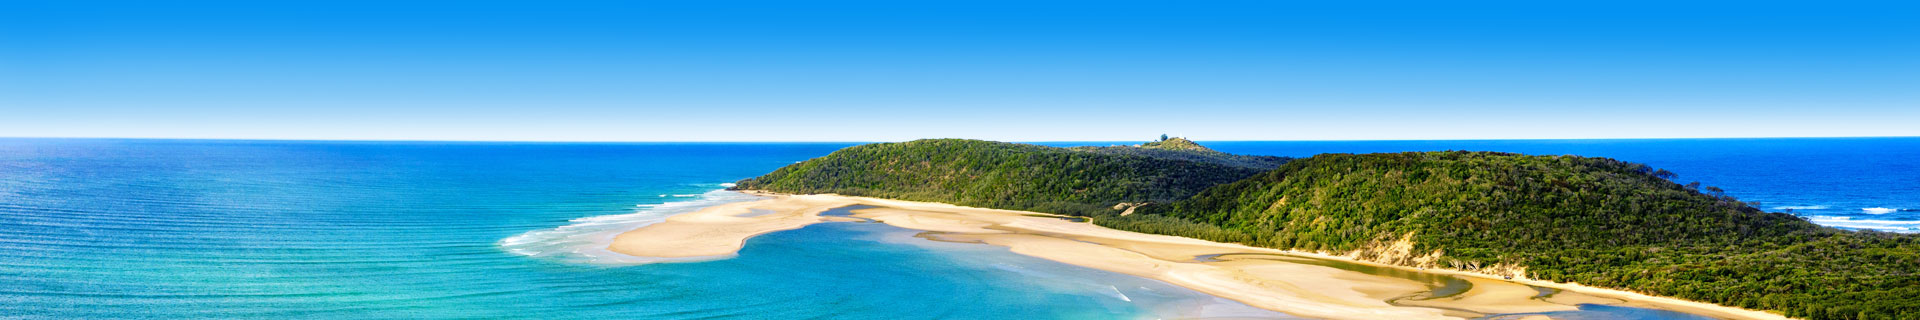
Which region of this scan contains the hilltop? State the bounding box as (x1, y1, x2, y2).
(1068, 137, 1291, 169)
(1142, 136, 1212, 151)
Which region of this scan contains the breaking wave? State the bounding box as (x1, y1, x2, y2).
(498, 189, 764, 264)
(1807, 216, 1920, 232)
(1862, 207, 1900, 214)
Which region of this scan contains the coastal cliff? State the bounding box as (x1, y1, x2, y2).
(732, 138, 1920, 319)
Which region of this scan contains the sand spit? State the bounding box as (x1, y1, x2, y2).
(607, 195, 856, 258)
(608, 192, 1787, 320)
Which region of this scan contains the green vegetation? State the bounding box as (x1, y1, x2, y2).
(731, 139, 1265, 215)
(1144, 136, 1208, 151)
(1068, 137, 1290, 169)
(1113, 151, 1919, 319)
(735, 140, 1920, 320)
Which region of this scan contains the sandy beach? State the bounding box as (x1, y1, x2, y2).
(609, 192, 1788, 320)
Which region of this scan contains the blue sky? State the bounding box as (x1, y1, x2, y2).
(2, 0, 1915, 141)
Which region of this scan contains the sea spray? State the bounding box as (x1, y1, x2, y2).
(499, 189, 764, 264)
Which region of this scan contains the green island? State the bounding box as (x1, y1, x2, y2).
(733, 138, 1919, 320)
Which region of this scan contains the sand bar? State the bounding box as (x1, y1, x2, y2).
(609, 192, 1788, 320)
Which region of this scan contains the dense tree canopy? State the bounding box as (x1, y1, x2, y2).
(1114, 151, 1919, 319)
(732, 139, 1266, 215)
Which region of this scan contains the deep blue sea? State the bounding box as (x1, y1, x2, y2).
(2, 137, 1913, 319)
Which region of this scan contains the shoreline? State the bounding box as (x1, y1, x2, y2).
(608, 191, 1787, 320)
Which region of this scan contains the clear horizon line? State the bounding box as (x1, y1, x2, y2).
(3, 134, 1917, 144)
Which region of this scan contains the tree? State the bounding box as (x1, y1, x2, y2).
(1160, 134, 1169, 141)
(1654, 169, 1677, 180)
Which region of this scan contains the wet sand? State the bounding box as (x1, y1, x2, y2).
(608, 192, 1787, 320)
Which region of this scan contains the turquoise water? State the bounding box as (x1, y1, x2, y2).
(0, 139, 1281, 319)
(5, 137, 1909, 318)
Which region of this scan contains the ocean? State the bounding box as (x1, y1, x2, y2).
(2, 137, 1912, 318)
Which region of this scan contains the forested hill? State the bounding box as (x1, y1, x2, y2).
(1067, 137, 1290, 169)
(733, 141, 1918, 319)
(730, 139, 1265, 215)
(1109, 151, 1919, 319)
